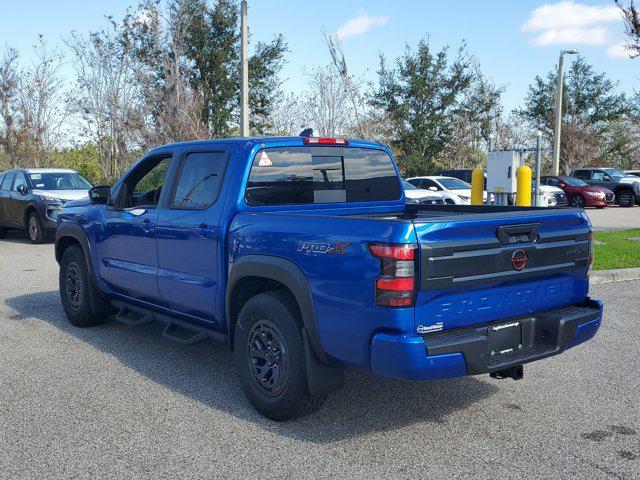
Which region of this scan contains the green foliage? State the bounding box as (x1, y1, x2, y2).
(50, 144, 102, 184)
(594, 229, 640, 271)
(370, 38, 495, 177)
(518, 57, 628, 172)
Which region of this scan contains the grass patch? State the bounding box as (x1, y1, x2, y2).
(593, 228, 640, 271)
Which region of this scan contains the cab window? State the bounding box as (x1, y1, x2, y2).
(116, 155, 172, 209)
(171, 151, 227, 209)
(245, 147, 401, 206)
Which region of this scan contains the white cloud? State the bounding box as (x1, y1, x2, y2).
(531, 27, 610, 46)
(606, 42, 632, 59)
(336, 11, 388, 41)
(522, 1, 621, 32)
(522, 1, 624, 48)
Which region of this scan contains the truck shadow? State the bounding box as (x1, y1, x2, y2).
(5, 290, 499, 444)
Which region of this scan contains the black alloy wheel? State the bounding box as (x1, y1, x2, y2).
(247, 319, 289, 396)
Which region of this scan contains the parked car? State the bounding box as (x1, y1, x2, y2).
(570, 167, 640, 207)
(402, 180, 445, 205)
(437, 168, 487, 188)
(625, 170, 640, 177)
(55, 135, 603, 421)
(0, 168, 92, 243)
(535, 184, 568, 207)
(541, 175, 614, 209)
(406, 176, 474, 204)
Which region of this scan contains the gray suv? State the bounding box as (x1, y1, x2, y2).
(570, 168, 640, 208)
(0, 168, 92, 243)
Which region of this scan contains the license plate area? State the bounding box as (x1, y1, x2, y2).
(487, 322, 522, 357)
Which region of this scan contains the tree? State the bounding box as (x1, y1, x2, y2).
(617, 0, 640, 58)
(301, 66, 352, 137)
(0, 46, 20, 168)
(66, 21, 139, 182)
(18, 36, 68, 166)
(122, 0, 287, 140)
(439, 62, 504, 168)
(0, 38, 67, 169)
(370, 38, 474, 176)
(518, 57, 627, 173)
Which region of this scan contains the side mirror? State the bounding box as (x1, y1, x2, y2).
(89, 185, 111, 205)
(428, 186, 438, 192)
(603, 175, 611, 181)
(17, 184, 28, 195)
(558, 183, 565, 188)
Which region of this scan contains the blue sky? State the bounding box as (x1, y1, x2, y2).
(0, 0, 637, 112)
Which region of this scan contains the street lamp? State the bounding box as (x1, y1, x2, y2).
(552, 49, 579, 175)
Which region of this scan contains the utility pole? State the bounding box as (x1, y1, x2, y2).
(240, 0, 249, 137)
(551, 49, 579, 175)
(534, 131, 542, 206)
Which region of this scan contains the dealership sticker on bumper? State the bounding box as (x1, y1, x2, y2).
(417, 322, 443, 334)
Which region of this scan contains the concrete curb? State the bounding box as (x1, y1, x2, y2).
(590, 267, 640, 285)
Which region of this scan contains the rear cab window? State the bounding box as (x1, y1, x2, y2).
(245, 146, 401, 206)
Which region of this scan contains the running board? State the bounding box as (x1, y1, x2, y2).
(114, 306, 153, 327)
(111, 300, 227, 345)
(162, 322, 208, 345)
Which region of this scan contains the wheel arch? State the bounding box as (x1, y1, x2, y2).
(226, 255, 328, 364)
(55, 223, 98, 288)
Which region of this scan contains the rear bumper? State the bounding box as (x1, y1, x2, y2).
(370, 298, 603, 381)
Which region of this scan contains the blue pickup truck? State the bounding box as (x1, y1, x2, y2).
(55, 136, 603, 420)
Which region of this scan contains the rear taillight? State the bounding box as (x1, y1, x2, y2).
(303, 137, 349, 145)
(368, 243, 417, 308)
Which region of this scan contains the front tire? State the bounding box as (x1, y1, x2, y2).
(617, 189, 635, 208)
(27, 212, 46, 244)
(59, 245, 110, 327)
(570, 195, 585, 208)
(234, 291, 326, 421)
(0, 226, 7, 239)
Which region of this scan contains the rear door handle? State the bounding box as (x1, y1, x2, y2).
(195, 224, 217, 239)
(141, 218, 156, 233)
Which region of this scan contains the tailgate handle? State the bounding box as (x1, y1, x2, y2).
(496, 223, 540, 244)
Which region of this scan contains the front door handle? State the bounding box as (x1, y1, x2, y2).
(141, 218, 156, 233)
(195, 224, 217, 239)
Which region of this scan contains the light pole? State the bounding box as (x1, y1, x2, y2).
(551, 49, 579, 175)
(240, 0, 249, 137)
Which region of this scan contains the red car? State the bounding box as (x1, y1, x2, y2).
(541, 176, 615, 209)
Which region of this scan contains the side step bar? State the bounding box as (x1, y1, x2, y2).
(111, 300, 227, 345)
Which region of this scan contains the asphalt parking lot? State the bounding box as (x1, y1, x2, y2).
(586, 205, 640, 231)
(1, 233, 639, 480)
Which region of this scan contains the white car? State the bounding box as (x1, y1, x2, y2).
(402, 180, 446, 205)
(535, 184, 568, 207)
(406, 176, 474, 204)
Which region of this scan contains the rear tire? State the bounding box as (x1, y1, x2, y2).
(617, 189, 635, 208)
(27, 212, 46, 244)
(0, 227, 7, 239)
(234, 291, 326, 421)
(596, 205, 605, 210)
(59, 245, 111, 327)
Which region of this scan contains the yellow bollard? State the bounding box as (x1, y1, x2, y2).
(471, 168, 484, 205)
(516, 165, 532, 206)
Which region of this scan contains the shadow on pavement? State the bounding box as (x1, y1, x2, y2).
(5, 290, 498, 444)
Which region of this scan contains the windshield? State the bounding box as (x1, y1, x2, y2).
(439, 177, 471, 190)
(402, 180, 417, 190)
(29, 172, 92, 190)
(561, 177, 589, 187)
(603, 168, 626, 178)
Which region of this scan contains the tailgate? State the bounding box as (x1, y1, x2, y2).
(413, 210, 591, 334)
